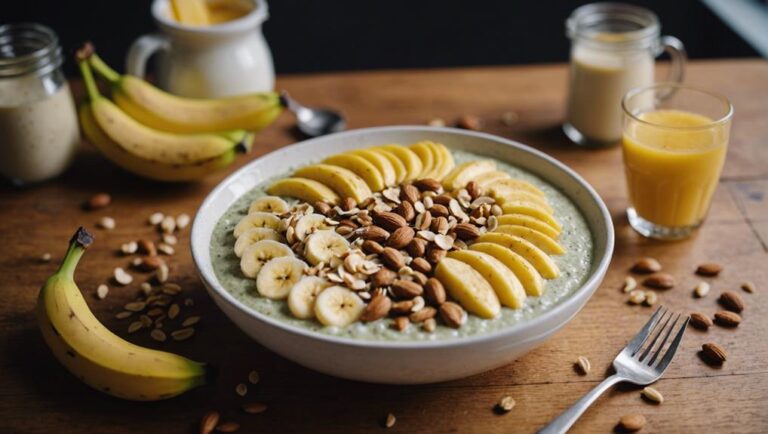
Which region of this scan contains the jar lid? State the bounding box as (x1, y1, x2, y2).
(0, 23, 63, 78)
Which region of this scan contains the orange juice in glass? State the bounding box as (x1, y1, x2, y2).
(621, 83, 733, 239)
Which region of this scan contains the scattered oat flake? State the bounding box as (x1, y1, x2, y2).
(168, 303, 180, 320)
(182, 316, 201, 327)
(127, 321, 143, 333)
(115, 311, 132, 319)
(150, 329, 167, 342)
(96, 284, 109, 300)
(171, 327, 195, 341)
(248, 370, 260, 385)
(242, 402, 267, 414)
(384, 413, 396, 428)
(235, 383, 248, 396)
(497, 396, 516, 413)
(124, 301, 146, 312)
(215, 421, 240, 433)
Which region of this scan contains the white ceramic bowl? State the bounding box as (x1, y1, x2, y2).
(191, 126, 614, 384)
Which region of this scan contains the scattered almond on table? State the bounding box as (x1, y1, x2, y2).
(384, 413, 397, 428)
(641, 386, 663, 404)
(618, 414, 646, 432)
(575, 356, 591, 375)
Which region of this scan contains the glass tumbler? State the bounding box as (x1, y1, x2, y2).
(622, 83, 733, 240)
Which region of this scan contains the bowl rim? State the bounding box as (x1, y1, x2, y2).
(191, 126, 614, 349)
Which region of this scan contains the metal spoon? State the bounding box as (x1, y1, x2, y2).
(280, 91, 346, 137)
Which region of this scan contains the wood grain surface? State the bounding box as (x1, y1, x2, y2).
(1, 60, 767, 433)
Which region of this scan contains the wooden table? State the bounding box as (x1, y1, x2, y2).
(1, 60, 767, 433)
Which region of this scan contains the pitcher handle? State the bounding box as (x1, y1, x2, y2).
(126, 33, 169, 78)
(656, 35, 686, 101)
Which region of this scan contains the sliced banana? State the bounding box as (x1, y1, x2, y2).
(287, 276, 332, 319)
(443, 160, 496, 190)
(379, 144, 423, 181)
(233, 212, 282, 238)
(294, 213, 330, 242)
(234, 227, 284, 257)
(256, 256, 308, 299)
(248, 196, 289, 214)
(240, 239, 294, 278)
(313, 286, 365, 327)
(303, 230, 350, 266)
(266, 177, 341, 205)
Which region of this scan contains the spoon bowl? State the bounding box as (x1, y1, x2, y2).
(281, 91, 346, 137)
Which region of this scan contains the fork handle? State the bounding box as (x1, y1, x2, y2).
(537, 374, 624, 434)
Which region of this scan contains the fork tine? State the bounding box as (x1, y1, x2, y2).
(647, 313, 680, 365)
(625, 306, 666, 356)
(654, 316, 689, 372)
(638, 310, 674, 360)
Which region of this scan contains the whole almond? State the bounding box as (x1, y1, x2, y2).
(466, 181, 480, 199)
(454, 222, 481, 240)
(431, 216, 449, 235)
(313, 201, 332, 216)
(391, 300, 415, 314)
(216, 421, 240, 433)
(440, 302, 466, 328)
(413, 178, 442, 192)
(133, 256, 165, 272)
(400, 184, 420, 203)
(719, 291, 745, 312)
(631, 257, 661, 274)
(362, 225, 390, 243)
(371, 268, 397, 288)
(138, 239, 157, 256)
(85, 193, 111, 210)
(409, 306, 437, 323)
(362, 240, 384, 255)
(696, 263, 723, 277)
(701, 342, 727, 364)
(740, 281, 756, 293)
(341, 197, 356, 211)
(415, 211, 432, 231)
(392, 316, 410, 331)
(407, 237, 428, 257)
(381, 247, 405, 270)
(338, 219, 358, 229)
(456, 114, 482, 131)
(411, 271, 428, 286)
(430, 204, 450, 218)
(643, 273, 675, 289)
(200, 411, 220, 434)
(394, 201, 416, 222)
(391, 279, 423, 299)
(714, 310, 741, 327)
(388, 226, 415, 249)
(373, 212, 407, 231)
(424, 278, 446, 305)
(618, 414, 646, 432)
(361, 295, 392, 322)
(689, 312, 713, 330)
(433, 194, 453, 207)
(426, 247, 447, 265)
(411, 257, 432, 274)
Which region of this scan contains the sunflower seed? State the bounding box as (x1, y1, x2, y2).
(182, 316, 201, 327)
(150, 329, 167, 342)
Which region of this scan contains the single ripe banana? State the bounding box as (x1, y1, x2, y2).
(287, 276, 332, 319)
(36, 228, 208, 401)
(87, 49, 283, 134)
(233, 212, 282, 238)
(233, 227, 284, 257)
(293, 213, 330, 242)
(256, 257, 308, 299)
(313, 286, 366, 327)
(303, 230, 350, 266)
(248, 196, 289, 214)
(240, 239, 294, 278)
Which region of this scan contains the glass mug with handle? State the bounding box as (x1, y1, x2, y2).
(563, 3, 686, 147)
(622, 83, 733, 240)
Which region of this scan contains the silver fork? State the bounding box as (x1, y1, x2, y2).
(538, 306, 689, 434)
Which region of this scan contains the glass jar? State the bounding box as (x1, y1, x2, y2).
(0, 23, 80, 185)
(563, 3, 686, 147)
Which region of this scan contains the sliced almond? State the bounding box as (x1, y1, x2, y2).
(114, 267, 133, 285)
(694, 281, 710, 298)
(622, 276, 637, 293)
(96, 284, 109, 300)
(576, 356, 591, 375)
(496, 396, 516, 413)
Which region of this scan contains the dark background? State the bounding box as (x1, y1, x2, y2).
(4, 0, 759, 76)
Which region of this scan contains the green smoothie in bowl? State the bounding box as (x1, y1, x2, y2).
(210, 143, 594, 342)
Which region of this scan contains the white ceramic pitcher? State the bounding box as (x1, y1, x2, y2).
(127, 0, 274, 98)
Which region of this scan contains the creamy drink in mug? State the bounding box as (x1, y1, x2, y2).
(563, 3, 686, 147)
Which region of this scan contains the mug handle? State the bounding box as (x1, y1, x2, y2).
(126, 33, 170, 78)
(659, 35, 686, 84)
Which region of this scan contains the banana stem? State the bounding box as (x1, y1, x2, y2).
(78, 59, 102, 102)
(57, 228, 94, 279)
(89, 54, 121, 84)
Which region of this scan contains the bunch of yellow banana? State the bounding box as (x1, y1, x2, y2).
(36, 228, 209, 400)
(76, 44, 282, 182)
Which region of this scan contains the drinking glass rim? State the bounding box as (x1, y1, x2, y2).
(622, 82, 734, 130)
